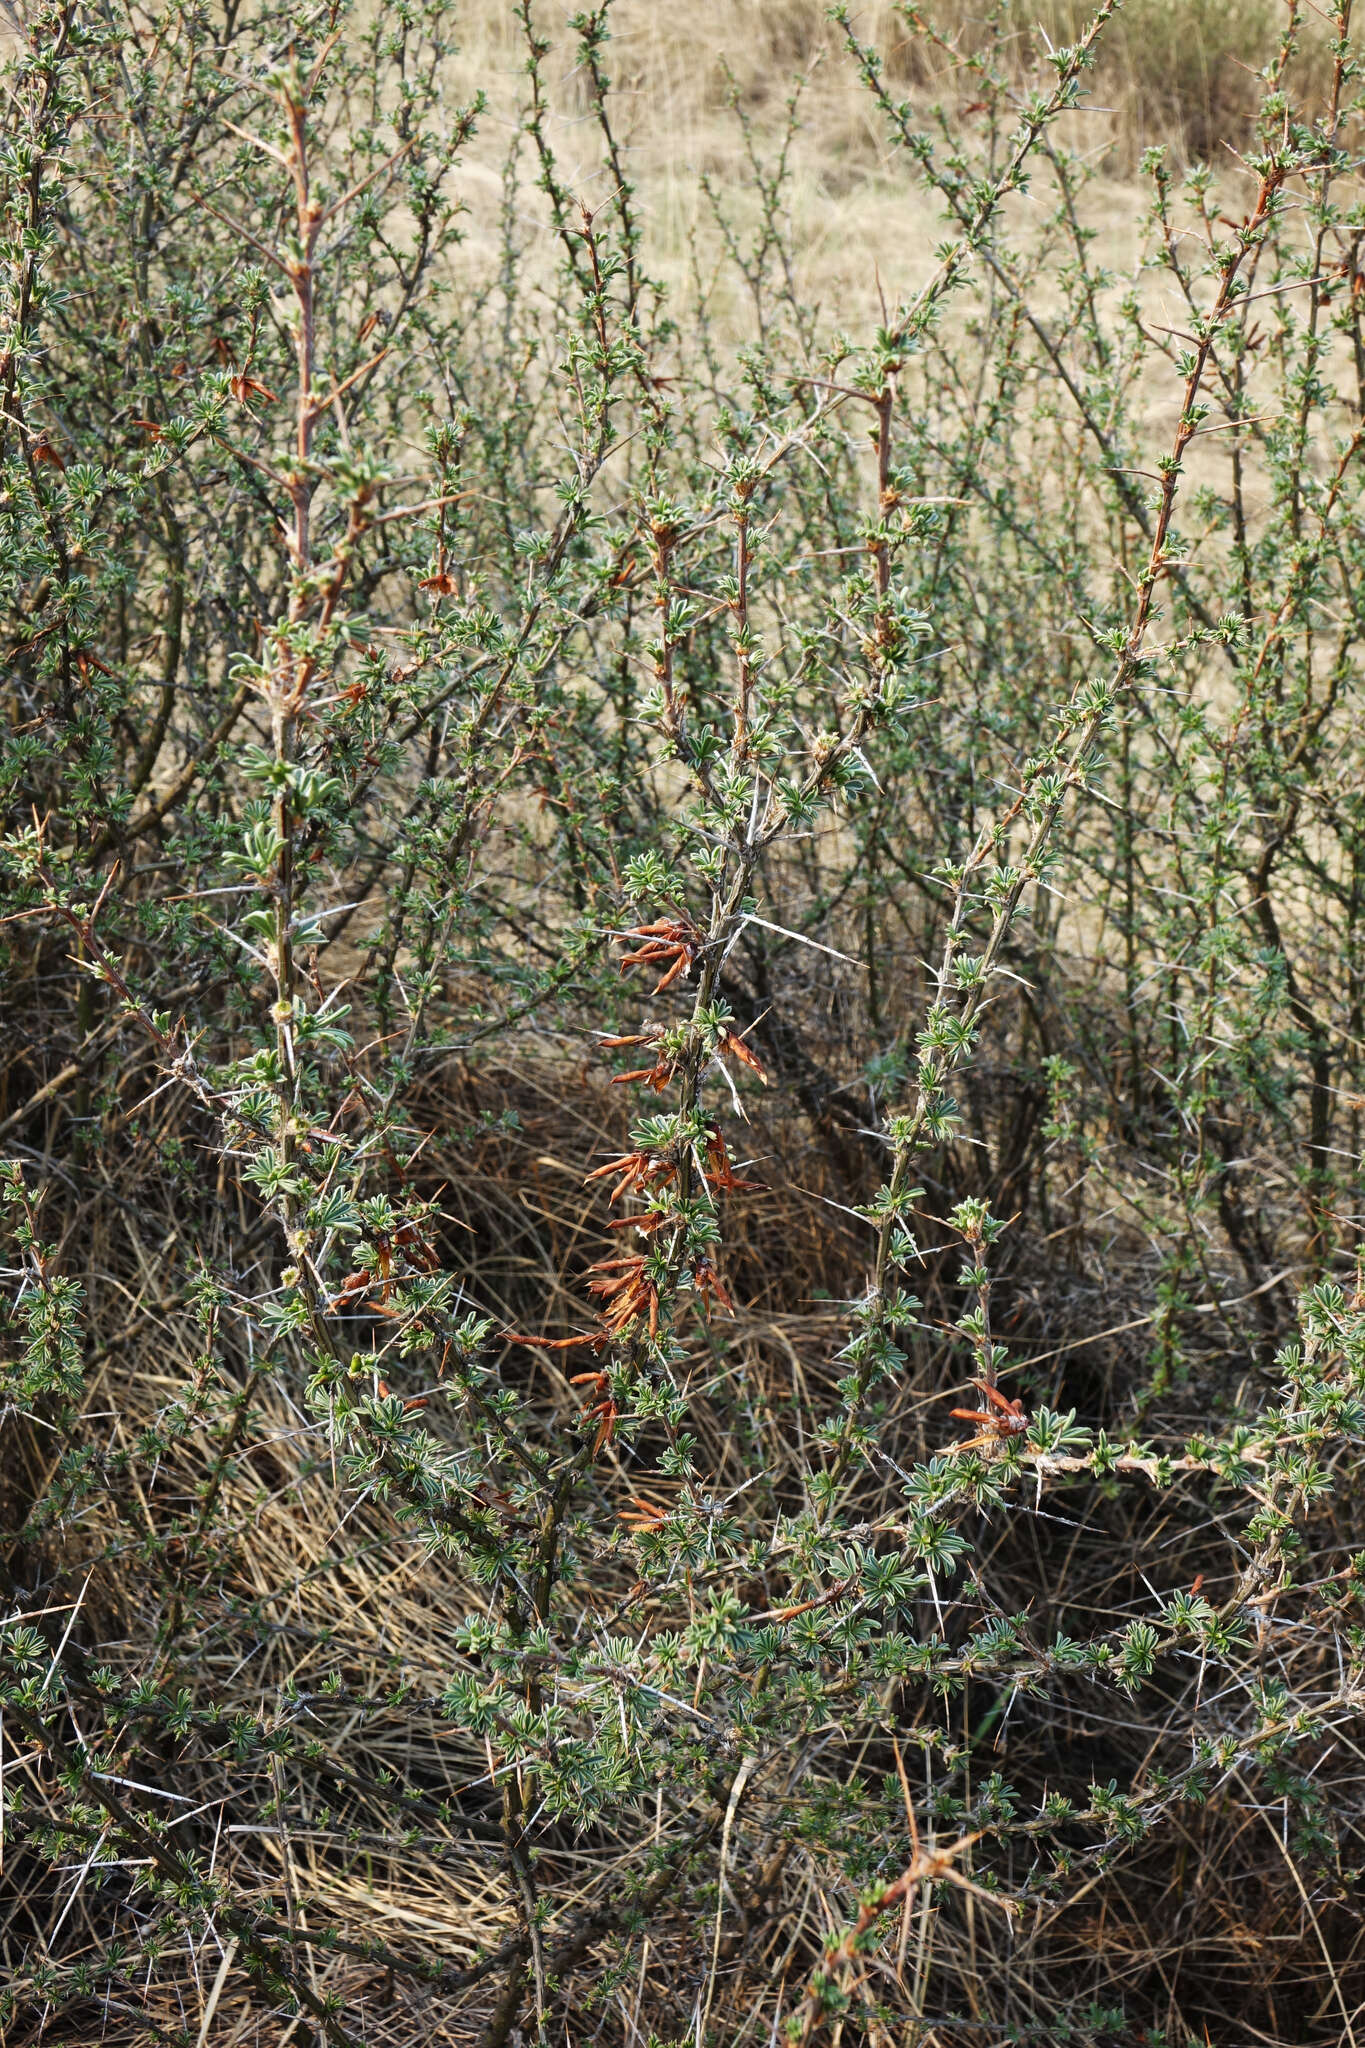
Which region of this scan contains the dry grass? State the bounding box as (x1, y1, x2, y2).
(442, 0, 1327, 346)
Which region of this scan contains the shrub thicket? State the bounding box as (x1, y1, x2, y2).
(3, 3, 1365, 2044)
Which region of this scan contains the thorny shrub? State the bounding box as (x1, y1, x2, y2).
(3, 1, 1365, 2043)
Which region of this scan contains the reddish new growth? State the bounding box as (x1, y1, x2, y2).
(586, 1253, 660, 1337)
(585, 1127, 759, 1214)
(501, 1328, 606, 1353)
(618, 1491, 670, 1532)
(600, 1021, 767, 1096)
(949, 1379, 1028, 1449)
(703, 1124, 764, 1195)
(569, 1369, 618, 1455)
(600, 1026, 676, 1093)
(332, 1218, 440, 1314)
(228, 368, 279, 410)
(690, 1255, 733, 1319)
(584, 1148, 677, 1205)
(716, 1027, 767, 1084)
(617, 914, 705, 994)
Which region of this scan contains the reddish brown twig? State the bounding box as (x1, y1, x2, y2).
(789, 1821, 1015, 2043)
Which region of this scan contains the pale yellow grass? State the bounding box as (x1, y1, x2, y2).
(439, 1, 1309, 347)
(444, 1, 946, 336)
